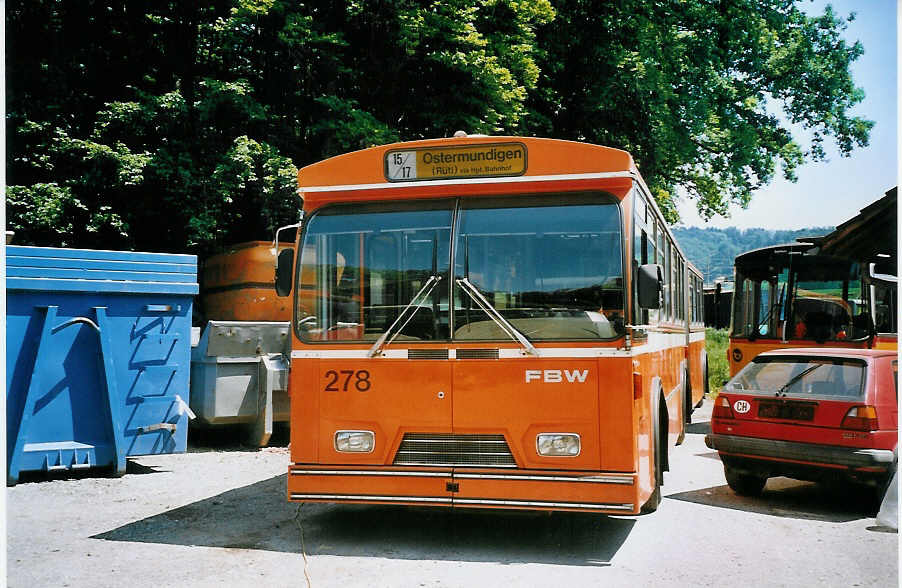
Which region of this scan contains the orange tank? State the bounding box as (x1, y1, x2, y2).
(201, 241, 292, 321)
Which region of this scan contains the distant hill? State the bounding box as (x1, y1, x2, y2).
(672, 226, 834, 284)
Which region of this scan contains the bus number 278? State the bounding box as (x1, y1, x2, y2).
(324, 370, 372, 392)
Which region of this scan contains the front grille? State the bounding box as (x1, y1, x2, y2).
(456, 348, 499, 359)
(407, 349, 449, 360)
(393, 433, 516, 467)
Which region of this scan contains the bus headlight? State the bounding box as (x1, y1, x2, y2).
(335, 430, 375, 453)
(536, 433, 580, 457)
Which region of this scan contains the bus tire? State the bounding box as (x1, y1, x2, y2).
(641, 434, 662, 513)
(660, 399, 670, 474)
(683, 367, 693, 425)
(641, 400, 667, 514)
(641, 479, 661, 514)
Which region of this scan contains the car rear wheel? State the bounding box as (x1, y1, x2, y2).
(724, 465, 766, 496)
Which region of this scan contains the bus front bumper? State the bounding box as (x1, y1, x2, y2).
(288, 465, 640, 513)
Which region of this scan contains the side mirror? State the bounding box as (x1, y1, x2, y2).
(275, 248, 294, 296)
(638, 263, 663, 309)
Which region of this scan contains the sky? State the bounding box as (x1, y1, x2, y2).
(676, 0, 898, 230)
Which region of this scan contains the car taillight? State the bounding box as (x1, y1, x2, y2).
(841, 406, 879, 431)
(712, 395, 735, 419)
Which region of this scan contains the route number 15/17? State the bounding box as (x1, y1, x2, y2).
(387, 151, 416, 180)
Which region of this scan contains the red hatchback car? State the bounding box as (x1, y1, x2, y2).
(706, 348, 897, 496)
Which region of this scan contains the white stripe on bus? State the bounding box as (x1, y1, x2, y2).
(299, 171, 634, 193)
(291, 334, 697, 360)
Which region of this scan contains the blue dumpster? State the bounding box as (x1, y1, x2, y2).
(6, 246, 198, 485)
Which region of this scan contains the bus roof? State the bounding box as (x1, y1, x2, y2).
(734, 242, 816, 264)
(297, 135, 639, 195)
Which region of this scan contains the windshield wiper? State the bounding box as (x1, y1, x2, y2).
(456, 277, 538, 357)
(367, 275, 442, 358)
(777, 363, 824, 397)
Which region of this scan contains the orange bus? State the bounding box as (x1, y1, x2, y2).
(728, 244, 897, 375)
(276, 135, 705, 514)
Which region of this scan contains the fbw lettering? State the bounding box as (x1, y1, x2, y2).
(524, 369, 589, 384)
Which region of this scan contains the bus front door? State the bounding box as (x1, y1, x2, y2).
(288, 357, 455, 506)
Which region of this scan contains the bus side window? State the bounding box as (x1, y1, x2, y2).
(663, 238, 672, 321)
(648, 219, 659, 324)
(633, 194, 651, 326)
(698, 276, 705, 325)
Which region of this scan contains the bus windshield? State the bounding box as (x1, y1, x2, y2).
(732, 251, 870, 342)
(296, 193, 625, 342)
(453, 195, 624, 341)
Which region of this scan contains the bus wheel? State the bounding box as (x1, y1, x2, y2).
(683, 368, 693, 425)
(724, 465, 766, 496)
(641, 420, 665, 513)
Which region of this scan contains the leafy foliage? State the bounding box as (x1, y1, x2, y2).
(705, 328, 730, 395)
(7, 184, 88, 247)
(524, 1, 872, 222)
(7, 1, 871, 254)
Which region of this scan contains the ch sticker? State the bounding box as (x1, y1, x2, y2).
(733, 399, 751, 414)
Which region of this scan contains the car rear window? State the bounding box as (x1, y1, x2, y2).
(727, 356, 866, 398)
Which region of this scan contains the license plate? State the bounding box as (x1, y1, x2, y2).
(757, 400, 816, 421)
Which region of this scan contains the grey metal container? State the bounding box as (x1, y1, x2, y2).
(189, 321, 290, 446)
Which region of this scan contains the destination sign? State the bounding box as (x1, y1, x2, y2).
(385, 143, 527, 182)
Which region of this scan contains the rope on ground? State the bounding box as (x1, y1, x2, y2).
(294, 503, 312, 588)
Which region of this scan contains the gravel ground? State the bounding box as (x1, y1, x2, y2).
(6, 400, 898, 587)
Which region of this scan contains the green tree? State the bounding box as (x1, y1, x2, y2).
(7, 0, 553, 254)
(525, 1, 872, 222)
(7, 0, 872, 255)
